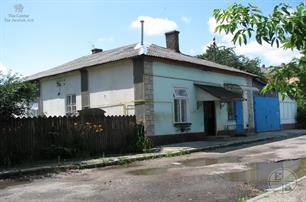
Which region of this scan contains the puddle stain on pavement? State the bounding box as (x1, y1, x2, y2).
(177, 156, 242, 167)
(126, 155, 306, 188)
(127, 156, 242, 176)
(98, 162, 143, 171)
(127, 167, 169, 175)
(0, 179, 32, 189)
(224, 158, 306, 187)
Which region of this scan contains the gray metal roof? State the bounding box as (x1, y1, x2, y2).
(146, 44, 256, 76)
(26, 43, 256, 81)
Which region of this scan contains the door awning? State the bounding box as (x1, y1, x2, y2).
(195, 84, 242, 101)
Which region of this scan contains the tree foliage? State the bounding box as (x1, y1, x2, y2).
(213, 3, 306, 107)
(197, 44, 264, 77)
(0, 71, 38, 121)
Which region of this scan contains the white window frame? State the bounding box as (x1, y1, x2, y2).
(173, 87, 189, 123)
(66, 94, 77, 115)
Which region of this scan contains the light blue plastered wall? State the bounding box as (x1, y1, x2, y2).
(152, 62, 249, 135)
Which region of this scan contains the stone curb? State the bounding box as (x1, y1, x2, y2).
(0, 133, 304, 179)
(247, 175, 306, 202)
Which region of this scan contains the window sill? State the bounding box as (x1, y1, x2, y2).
(173, 122, 192, 132)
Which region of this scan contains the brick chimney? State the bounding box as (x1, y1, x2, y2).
(91, 48, 103, 54)
(165, 30, 180, 52)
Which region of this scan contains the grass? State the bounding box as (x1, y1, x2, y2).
(118, 157, 133, 165)
(234, 197, 248, 202)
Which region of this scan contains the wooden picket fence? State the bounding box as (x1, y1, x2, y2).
(0, 109, 138, 167)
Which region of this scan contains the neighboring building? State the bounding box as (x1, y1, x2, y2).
(252, 78, 281, 132)
(279, 96, 297, 129)
(252, 78, 297, 132)
(26, 30, 296, 144)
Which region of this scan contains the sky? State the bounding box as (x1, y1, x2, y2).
(0, 0, 302, 76)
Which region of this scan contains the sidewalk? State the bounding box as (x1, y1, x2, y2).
(248, 176, 306, 202)
(1, 129, 305, 179)
(160, 129, 306, 153)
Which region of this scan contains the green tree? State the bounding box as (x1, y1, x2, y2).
(0, 71, 38, 121)
(198, 44, 264, 77)
(213, 3, 306, 106)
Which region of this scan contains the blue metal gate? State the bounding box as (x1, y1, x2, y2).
(235, 100, 244, 134)
(253, 96, 281, 132)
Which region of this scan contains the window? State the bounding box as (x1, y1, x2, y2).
(66, 94, 77, 115)
(174, 88, 188, 123)
(227, 101, 235, 120)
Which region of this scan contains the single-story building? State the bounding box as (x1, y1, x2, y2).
(26, 30, 297, 144)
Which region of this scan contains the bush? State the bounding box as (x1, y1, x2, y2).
(40, 145, 75, 159)
(130, 124, 152, 153)
(297, 106, 306, 128)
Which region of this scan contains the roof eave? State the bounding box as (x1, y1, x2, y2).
(24, 56, 140, 81)
(143, 55, 257, 78)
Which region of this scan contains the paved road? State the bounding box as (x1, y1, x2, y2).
(0, 135, 306, 202)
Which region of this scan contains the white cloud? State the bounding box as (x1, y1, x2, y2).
(206, 17, 300, 66)
(181, 16, 191, 24)
(208, 17, 227, 35)
(220, 34, 234, 44)
(207, 17, 233, 42)
(189, 49, 196, 55)
(0, 62, 7, 73)
(207, 17, 218, 34)
(130, 16, 178, 36)
(235, 41, 301, 65)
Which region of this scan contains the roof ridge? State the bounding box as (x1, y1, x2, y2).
(26, 42, 256, 81)
(25, 43, 139, 80)
(146, 44, 256, 77)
